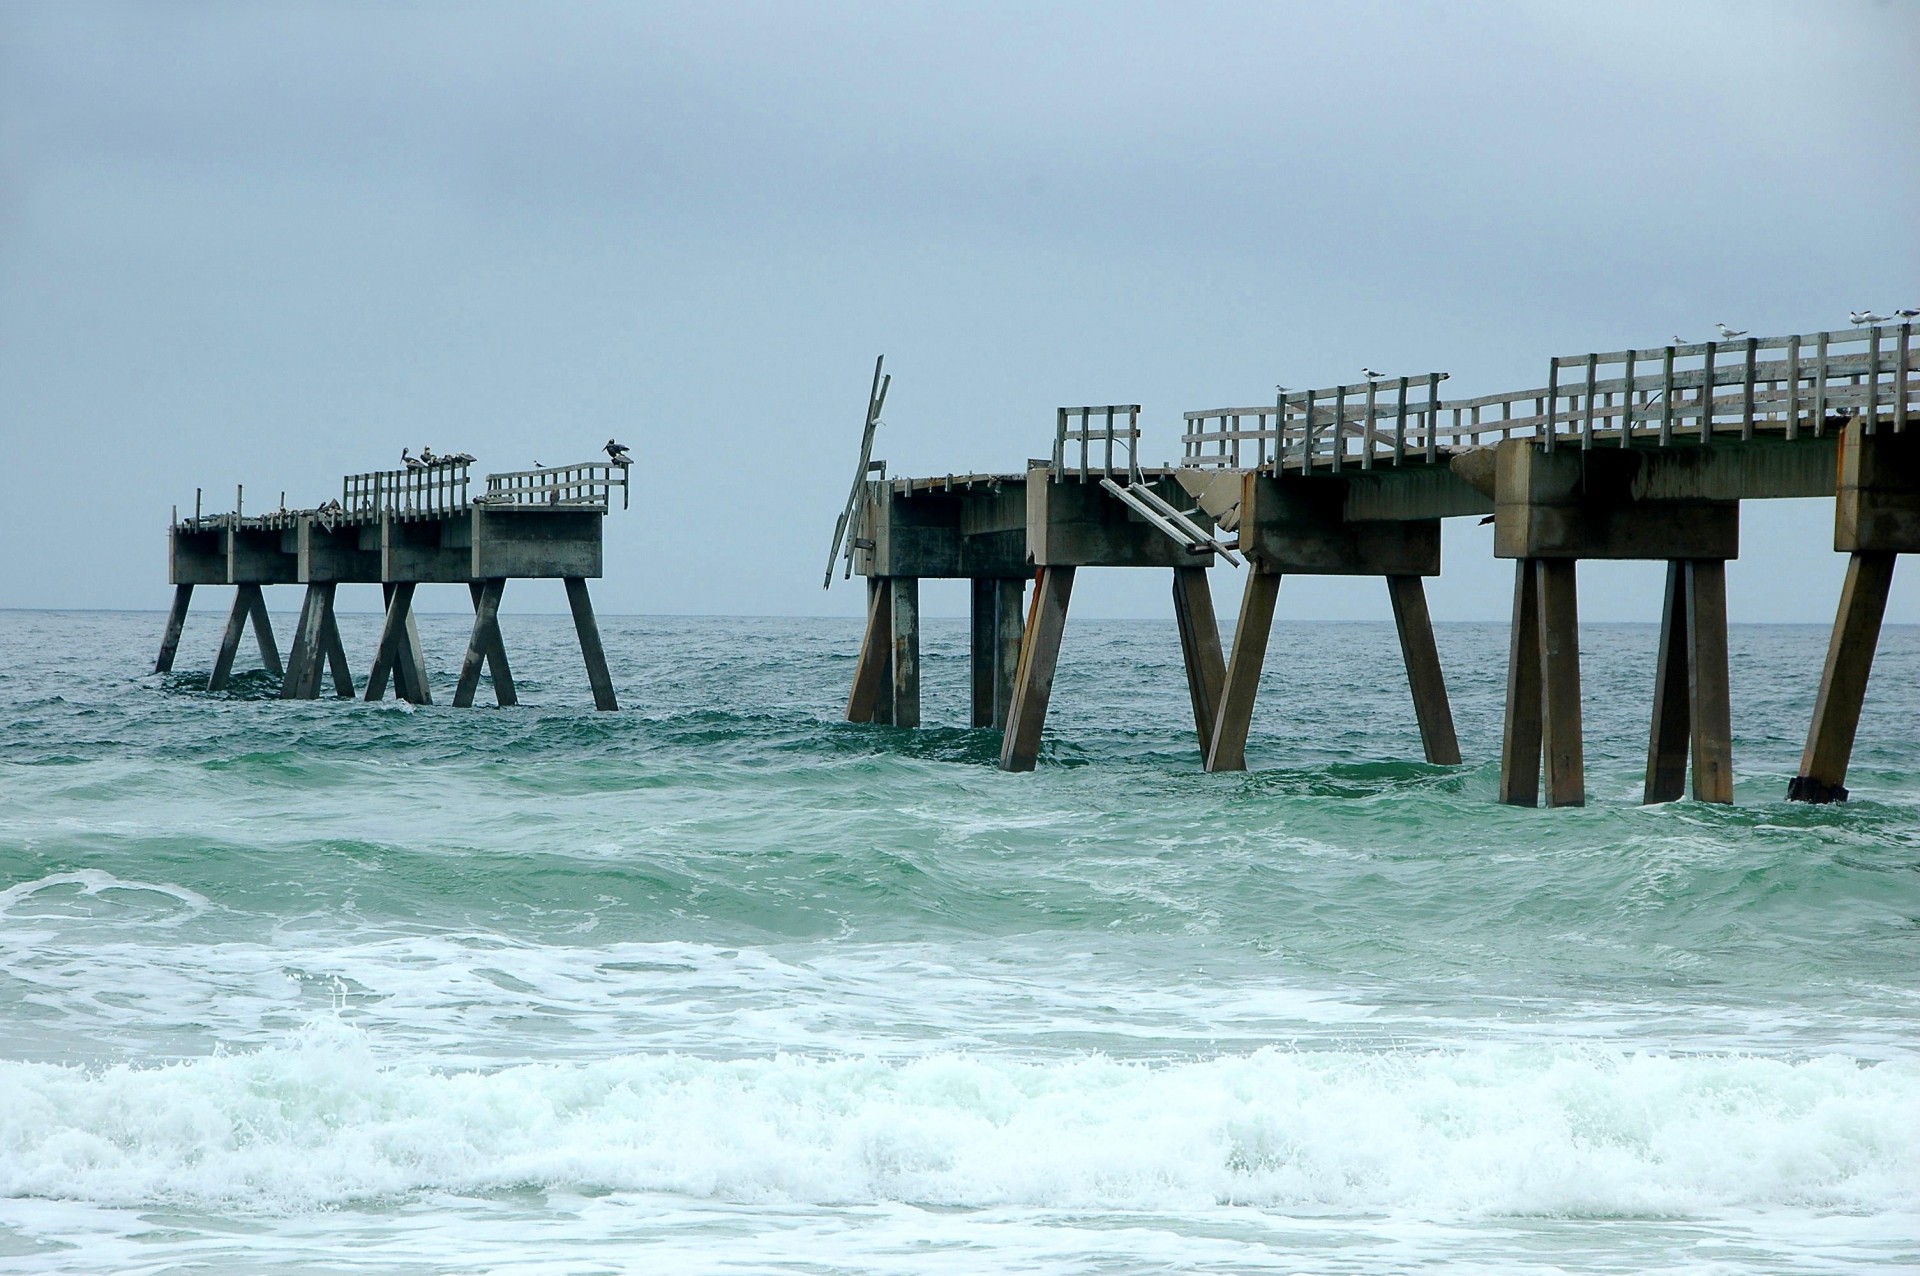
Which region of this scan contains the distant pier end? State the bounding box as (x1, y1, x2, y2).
(157, 458, 629, 710)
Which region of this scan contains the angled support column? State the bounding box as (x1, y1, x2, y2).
(847, 577, 893, 724)
(366, 582, 431, 705)
(993, 578, 1023, 730)
(155, 584, 193, 674)
(1536, 559, 1585, 807)
(1499, 560, 1543, 806)
(1385, 574, 1461, 765)
(889, 577, 920, 729)
(455, 578, 516, 707)
(447, 579, 510, 706)
(1685, 559, 1733, 804)
(320, 603, 354, 698)
(1171, 566, 1226, 760)
(208, 587, 252, 692)
(1789, 551, 1897, 803)
(245, 585, 283, 677)
(208, 584, 280, 691)
(564, 576, 618, 711)
(1204, 568, 1281, 773)
(999, 566, 1074, 772)
(280, 582, 335, 700)
(1644, 561, 1692, 803)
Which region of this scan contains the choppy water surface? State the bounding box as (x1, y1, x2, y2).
(0, 606, 1915, 1274)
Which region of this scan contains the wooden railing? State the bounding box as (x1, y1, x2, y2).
(174, 456, 631, 532)
(1054, 405, 1142, 481)
(481, 461, 629, 510)
(343, 461, 472, 520)
(1181, 324, 1918, 474)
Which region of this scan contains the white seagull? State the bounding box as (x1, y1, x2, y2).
(1672, 335, 1689, 345)
(1851, 311, 1892, 327)
(1895, 307, 1920, 320)
(1716, 323, 1747, 339)
(1361, 367, 1385, 382)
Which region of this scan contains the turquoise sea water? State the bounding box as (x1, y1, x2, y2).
(0, 606, 1915, 1274)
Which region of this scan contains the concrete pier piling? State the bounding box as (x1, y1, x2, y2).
(164, 457, 628, 710)
(832, 323, 1918, 805)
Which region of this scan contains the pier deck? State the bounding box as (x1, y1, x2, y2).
(837, 324, 1920, 805)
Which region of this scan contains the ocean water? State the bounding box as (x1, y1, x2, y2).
(0, 605, 1915, 1275)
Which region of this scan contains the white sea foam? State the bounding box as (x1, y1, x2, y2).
(1, 1020, 1913, 1219)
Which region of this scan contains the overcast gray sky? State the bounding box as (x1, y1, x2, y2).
(2, 1, 1916, 622)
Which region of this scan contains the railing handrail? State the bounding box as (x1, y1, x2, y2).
(1175, 323, 1916, 474)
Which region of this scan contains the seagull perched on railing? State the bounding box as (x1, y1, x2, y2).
(605, 438, 632, 465)
(1896, 307, 1920, 320)
(1362, 367, 1385, 382)
(1672, 335, 1688, 345)
(1851, 310, 1892, 327)
(1716, 323, 1748, 339)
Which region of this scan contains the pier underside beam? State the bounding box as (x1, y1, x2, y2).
(207, 584, 282, 692)
(1789, 551, 1897, 803)
(155, 583, 193, 674)
(1204, 568, 1281, 773)
(455, 578, 516, 708)
(1386, 574, 1462, 766)
(564, 576, 618, 712)
(367, 582, 431, 705)
(1172, 566, 1226, 758)
(999, 565, 1074, 772)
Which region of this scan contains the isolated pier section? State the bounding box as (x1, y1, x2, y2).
(160, 457, 629, 709)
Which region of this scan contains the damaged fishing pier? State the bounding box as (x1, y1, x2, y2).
(831, 324, 1920, 806)
(156, 458, 629, 709)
